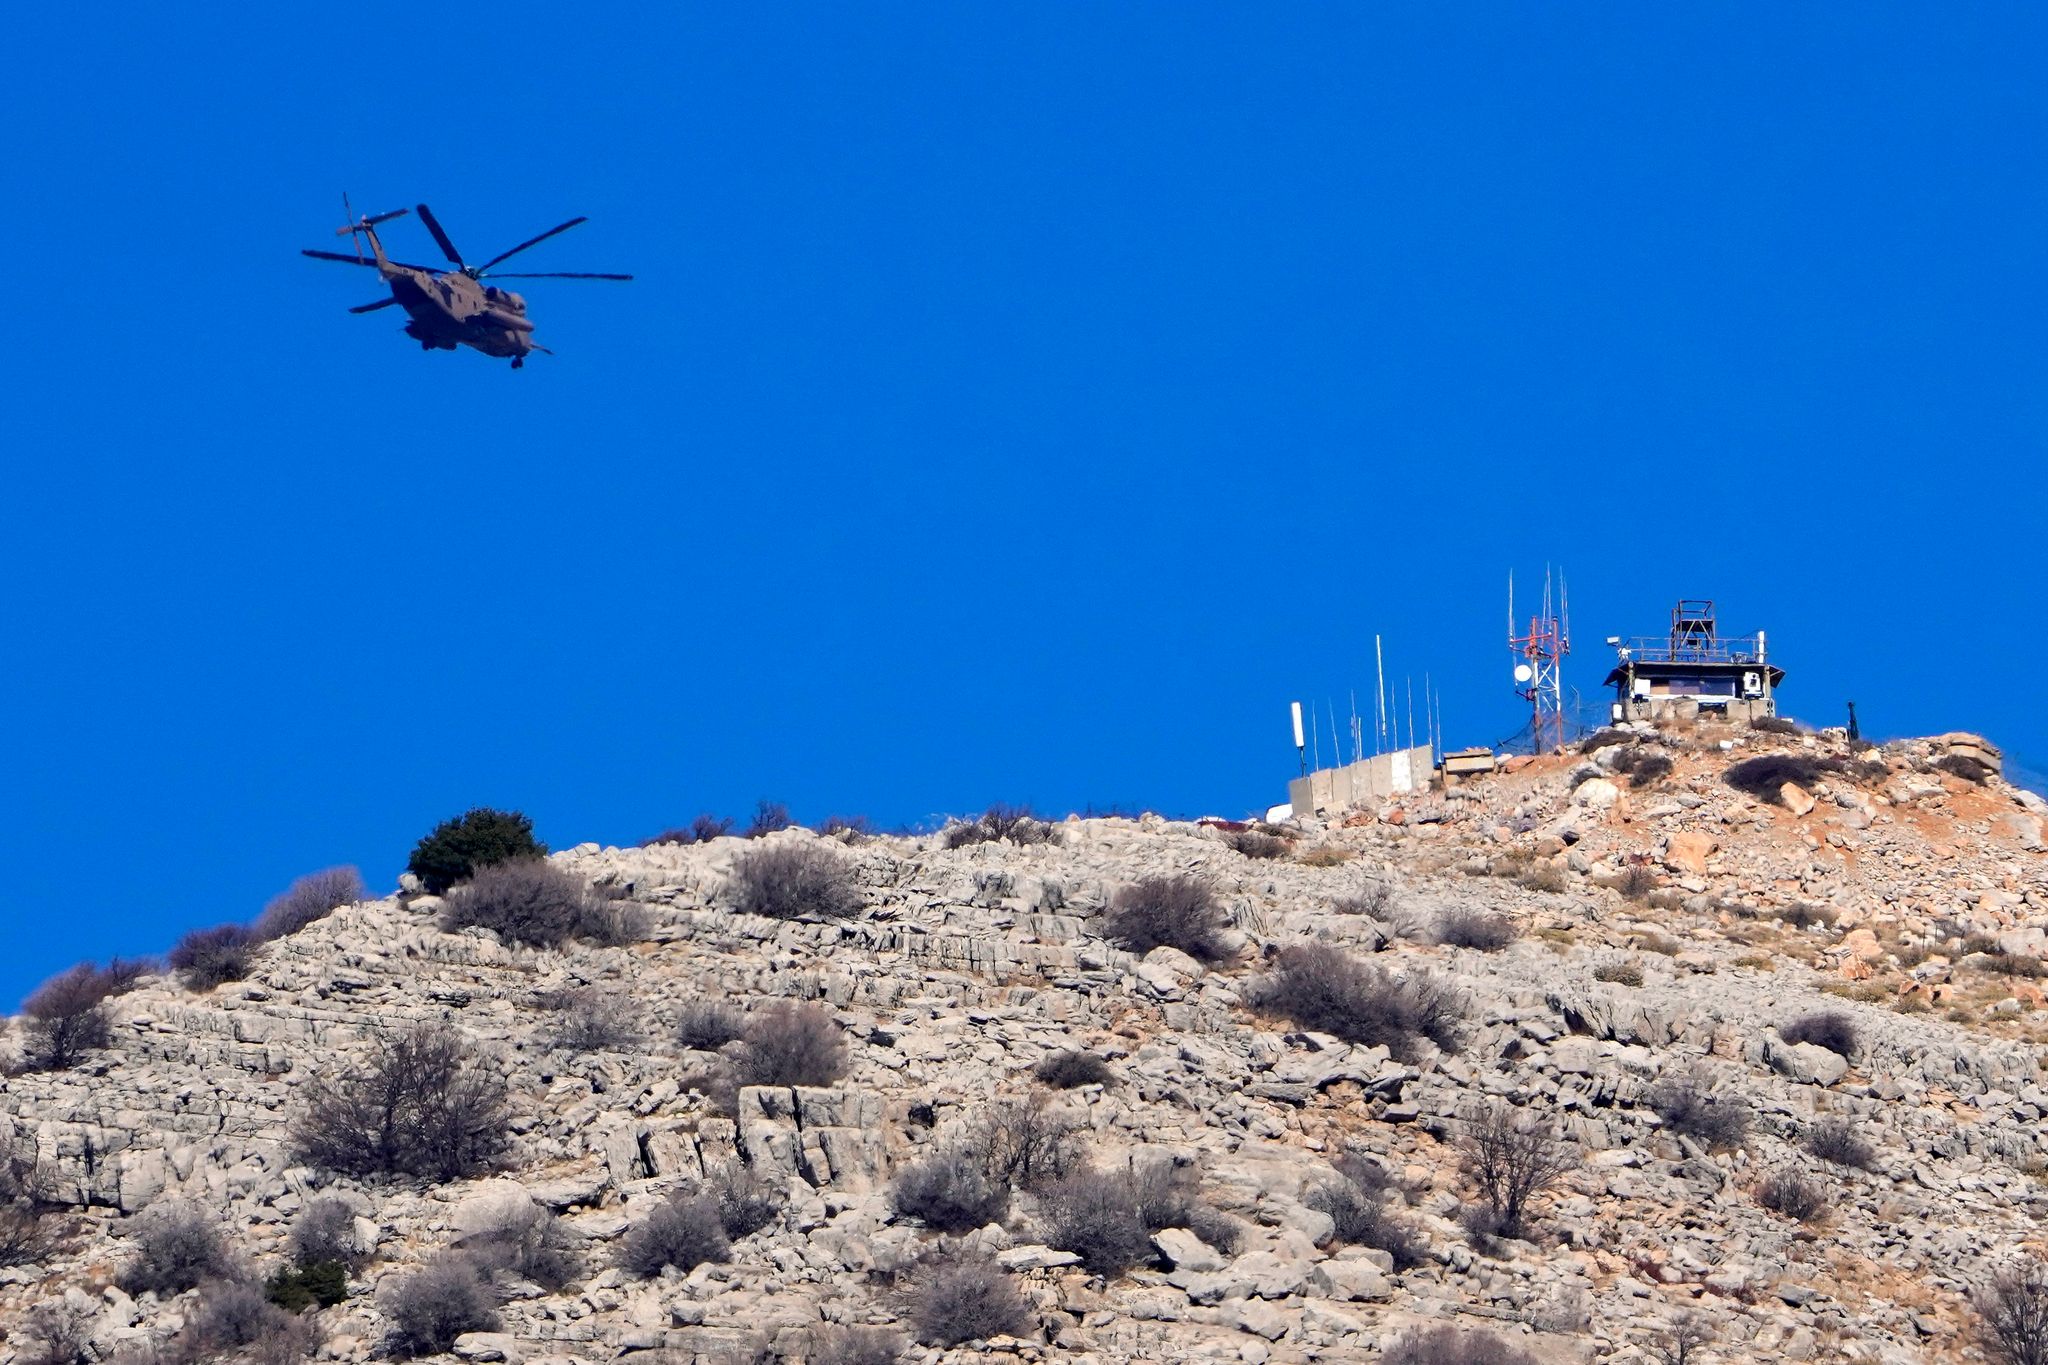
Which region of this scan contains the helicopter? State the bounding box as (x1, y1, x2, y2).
(303, 196, 632, 368)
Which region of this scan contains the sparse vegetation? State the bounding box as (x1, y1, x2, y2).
(908, 1251, 1032, 1346)
(15, 962, 118, 1072)
(1298, 845, 1352, 867)
(619, 1193, 730, 1278)
(1225, 828, 1290, 859)
(1725, 754, 1838, 804)
(1333, 883, 1392, 918)
(186, 1280, 319, 1358)
(255, 866, 365, 940)
(1517, 862, 1569, 894)
(1757, 1166, 1828, 1222)
(1034, 1050, 1115, 1089)
(1939, 753, 1993, 784)
(547, 987, 643, 1053)
(743, 799, 796, 838)
(1436, 908, 1517, 951)
(1102, 875, 1232, 962)
(1750, 715, 1800, 736)
(442, 858, 604, 948)
(380, 1255, 499, 1358)
(117, 1201, 233, 1296)
(818, 814, 880, 844)
(408, 806, 546, 895)
(1648, 1312, 1718, 1365)
(1579, 729, 1632, 754)
(289, 1195, 366, 1271)
(1248, 942, 1462, 1059)
(976, 1094, 1083, 1188)
(806, 1325, 905, 1365)
(468, 1199, 577, 1291)
(728, 842, 863, 920)
(1805, 1116, 1877, 1170)
(1979, 1258, 2048, 1365)
(18, 1303, 95, 1365)
(1614, 748, 1674, 788)
(1382, 1325, 1540, 1365)
(1305, 1150, 1426, 1268)
(676, 1000, 748, 1051)
(292, 1023, 509, 1180)
(707, 1165, 783, 1239)
(1647, 1068, 1753, 1150)
(944, 803, 1059, 849)
(644, 814, 735, 845)
(1035, 1168, 1159, 1275)
(268, 1257, 349, 1311)
(1459, 1103, 1577, 1242)
(169, 922, 261, 990)
(893, 1148, 1011, 1231)
(1618, 864, 1658, 900)
(730, 1001, 848, 1088)
(1594, 960, 1644, 986)
(1781, 1009, 1859, 1059)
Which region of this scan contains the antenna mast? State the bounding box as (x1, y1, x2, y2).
(1508, 565, 1571, 753)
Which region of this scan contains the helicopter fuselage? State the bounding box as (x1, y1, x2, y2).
(382, 265, 536, 361)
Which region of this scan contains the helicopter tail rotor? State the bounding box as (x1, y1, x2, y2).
(335, 193, 408, 261)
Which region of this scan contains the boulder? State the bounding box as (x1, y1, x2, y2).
(1663, 832, 1718, 877)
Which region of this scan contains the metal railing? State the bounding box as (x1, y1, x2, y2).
(1614, 633, 1767, 666)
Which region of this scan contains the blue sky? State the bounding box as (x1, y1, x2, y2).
(4, 7, 2045, 1005)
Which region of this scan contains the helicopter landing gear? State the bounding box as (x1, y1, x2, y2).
(511, 356, 524, 370)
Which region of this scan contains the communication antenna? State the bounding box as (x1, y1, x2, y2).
(1508, 565, 1572, 753)
(1290, 701, 1306, 774)
(1375, 635, 1388, 757)
(1309, 699, 1320, 772)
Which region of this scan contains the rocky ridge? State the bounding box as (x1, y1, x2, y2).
(5, 720, 2048, 1364)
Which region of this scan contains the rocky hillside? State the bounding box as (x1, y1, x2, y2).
(5, 720, 2048, 1364)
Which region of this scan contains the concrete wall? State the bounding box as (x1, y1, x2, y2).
(1288, 744, 1434, 818)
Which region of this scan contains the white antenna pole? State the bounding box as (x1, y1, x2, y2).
(1407, 676, 1416, 752)
(1374, 635, 1387, 757)
(1327, 700, 1340, 774)
(1310, 699, 1320, 772)
(1349, 689, 1360, 765)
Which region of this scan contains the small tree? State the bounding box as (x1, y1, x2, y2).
(408, 807, 546, 895)
(743, 799, 797, 838)
(292, 1024, 509, 1180)
(1983, 1259, 2048, 1365)
(17, 963, 117, 1072)
(1459, 1103, 1577, 1241)
(1648, 1312, 1716, 1365)
(976, 1094, 1082, 1188)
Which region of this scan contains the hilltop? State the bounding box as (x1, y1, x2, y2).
(5, 719, 2048, 1365)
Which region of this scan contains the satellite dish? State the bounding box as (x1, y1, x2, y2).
(1513, 664, 1534, 683)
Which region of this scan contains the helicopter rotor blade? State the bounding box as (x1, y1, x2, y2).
(473, 217, 588, 274)
(484, 271, 635, 280)
(302, 248, 442, 273)
(349, 297, 400, 313)
(415, 203, 465, 269)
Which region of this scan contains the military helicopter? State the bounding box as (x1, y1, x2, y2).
(303, 196, 632, 368)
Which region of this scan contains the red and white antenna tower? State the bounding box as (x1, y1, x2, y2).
(1508, 567, 1571, 753)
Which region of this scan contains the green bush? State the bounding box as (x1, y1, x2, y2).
(268, 1259, 349, 1310)
(408, 808, 546, 895)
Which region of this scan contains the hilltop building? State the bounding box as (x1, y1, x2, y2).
(1603, 599, 1783, 725)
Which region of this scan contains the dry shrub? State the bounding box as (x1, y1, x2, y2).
(1436, 909, 1517, 951)
(169, 923, 261, 991)
(575, 891, 651, 947)
(976, 1095, 1083, 1188)
(548, 988, 643, 1053)
(289, 1195, 365, 1270)
(644, 814, 735, 846)
(469, 1199, 576, 1291)
(707, 1165, 783, 1238)
(1101, 875, 1231, 962)
(380, 1255, 499, 1358)
(1616, 749, 1675, 788)
(944, 803, 1059, 849)
(1035, 1169, 1156, 1275)
(1299, 845, 1352, 867)
(1750, 716, 1800, 736)
(741, 799, 796, 838)
(15, 963, 117, 1072)
(117, 1201, 232, 1295)
(255, 866, 365, 940)
(1757, 1166, 1828, 1222)
(1304, 1151, 1425, 1268)
(619, 1194, 729, 1278)
(1725, 753, 1839, 803)
(1333, 883, 1392, 918)
(292, 1023, 509, 1180)
(908, 1251, 1031, 1346)
(1648, 1068, 1752, 1151)
(1226, 829, 1290, 860)
(728, 843, 863, 920)
(1580, 729, 1632, 754)
(1980, 1258, 2048, 1365)
(1517, 862, 1569, 894)
(894, 1149, 1010, 1232)
(1939, 753, 1992, 784)
(806, 1325, 904, 1365)
(1781, 1010, 1858, 1059)
(183, 1281, 320, 1362)
(1594, 961, 1644, 987)
(818, 815, 879, 844)
(1459, 1104, 1577, 1242)
(1033, 1051, 1114, 1089)
(1618, 864, 1658, 901)
(1777, 902, 1838, 930)
(1383, 1325, 1539, 1365)
(442, 858, 596, 948)
(1248, 942, 1462, 1059)
(731, 1001, 847, 1088)
(677, 1001, 747, 1051)
(1805, 1116, 1876, 1171)
(17, 1303, 95, 1365)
